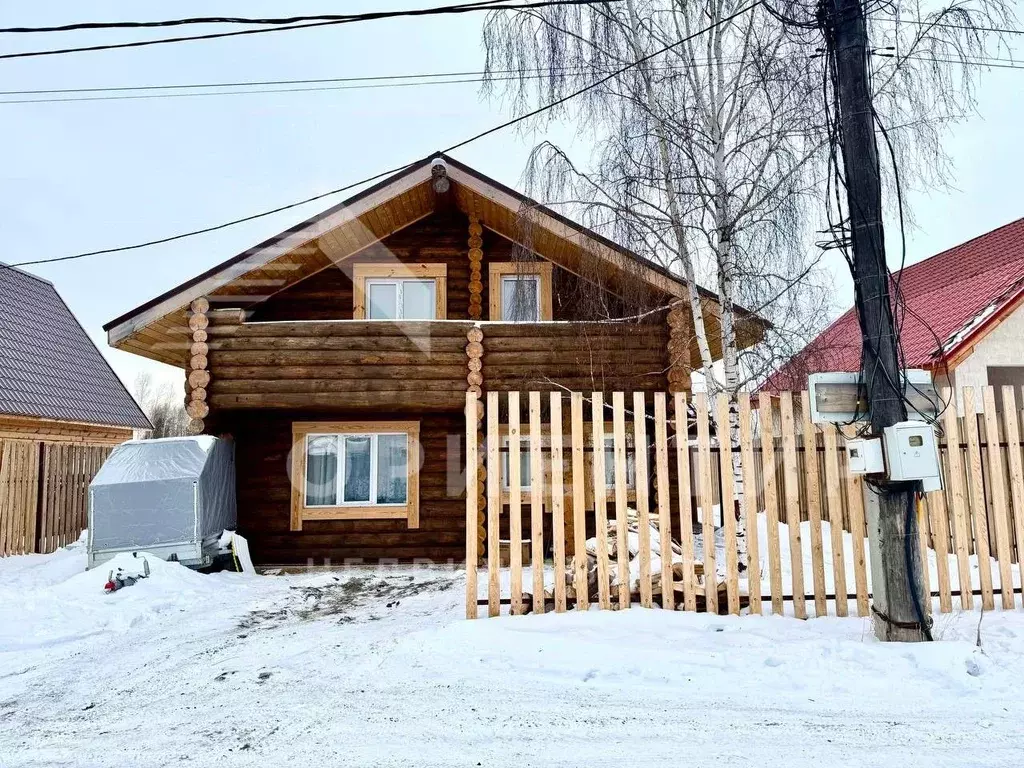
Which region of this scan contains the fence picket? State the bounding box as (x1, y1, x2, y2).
(779, 393, 807, 619)
(633, 392, 653, 609)
(612, 392, 631, 610)
(695, 394, 718, 613)
(508, 392, 524, 615)
(465, 393, 479, 619)
(654, 393, 674, 610)
(0, 443, 12, 555)
(715, 394, 740, 615)
(591, 393, 612, 610)
(1002, 386, 1024, 603)
(917, 494, 932, 612)
(963, 387, 995, 610)
(983, 386, 1015, 609)
(926, 488, 953, 613)
(822, 424, 848, 616)
(529, 392, 545, 614)
(942, 389, 974, 608)
(758, 394, 784, 615)
(738, 394, 762, 614)
(674, 393, 697, 611)
(800, 392, 828, 617)
(550, 393, 567, 613)
(846, 471, 870, 617)
(570, 393, 588, 611)
(486, 392, 500, 617)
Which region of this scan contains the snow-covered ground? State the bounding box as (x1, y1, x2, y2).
(3, 536, 1024, 767)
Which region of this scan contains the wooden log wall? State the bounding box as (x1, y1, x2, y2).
(186, 297, 211, 434)
(222, 410, 466, 564)
(481, 322, 671, 394)
(206, 319, 476, 412)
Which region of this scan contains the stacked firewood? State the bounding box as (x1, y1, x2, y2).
(562, 508, 722, 609)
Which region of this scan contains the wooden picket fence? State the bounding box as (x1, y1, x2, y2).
(464, 386, 1024, 619)
(0, 439, 111, 556)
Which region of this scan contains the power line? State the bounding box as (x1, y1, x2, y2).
(872, 15, 1024, 36)
(7, 0, 763, 268)
(0, 61, 751, 105)
(0, 0, 609, 61)
(0, 1, 531, 33)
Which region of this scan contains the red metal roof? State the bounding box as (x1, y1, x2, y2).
(763, 217, 1024, 392)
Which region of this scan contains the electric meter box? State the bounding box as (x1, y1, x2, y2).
(883, 420, 941, 486)
(845, 437, 884, 474)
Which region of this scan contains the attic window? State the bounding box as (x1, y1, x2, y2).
(489, 262, 553, 321)
(353, 264, 447, 320)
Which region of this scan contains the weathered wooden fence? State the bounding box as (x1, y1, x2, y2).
(465, 386, 1024, 619)
(0, 440, 111, 556)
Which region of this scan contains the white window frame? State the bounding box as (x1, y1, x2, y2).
(303, 432, 409, 508)
(291, 420, 420, 531)
(364, 278, 438, 321)
(500, 275, 542, 322)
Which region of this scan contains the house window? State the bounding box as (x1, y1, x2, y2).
(501, 275, 540, 321)
(488, 261, 553, 321)
(500, 433, 636, 490)
(353, 264, 447, 320)
(291, 421, 420, 530)
(366, 279, 437, 320)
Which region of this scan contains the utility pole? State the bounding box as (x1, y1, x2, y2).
(829, 0, 928, 641)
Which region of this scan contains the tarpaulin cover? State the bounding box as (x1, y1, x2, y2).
(89, 436, 236, 551)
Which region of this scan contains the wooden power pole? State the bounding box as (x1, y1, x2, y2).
(829, 0, 928, 640)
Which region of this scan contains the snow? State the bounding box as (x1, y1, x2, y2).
(3, 537, 1024, 766)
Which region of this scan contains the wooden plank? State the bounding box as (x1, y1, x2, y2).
(38, 443, 51, 555)
(50, 443, 63, 550)
(611, 392, 630, 610)
(570, 393, 588, 611)
(942, 388, 973, 608)
(822, 424, 848, 616)
(779, 392, 806, 619)
(486, 392, 501, 617)
(926, 488, 953, 614)
(737, 394, 761, 615)
(962, 387, 995, 610)
(529, 391, 545, 614)
(9, 443, 24, 554)
(25, 443, 40, 555)
(674, 393, 697, 612)
(917, 493, 932, 613)
(591, 393, 612, 610)
(1002, 386, 1024, 604)
(465, 393, 479, 619)
(633, 392, 653, 609)
(846, 470, 870, 617)
(550, 393, 567, 613)
(800, 393, 827, 617)
(715, 394, 739, 615)
(654, 393, 674, 611)
(508, 391, 524, 615)
(694, 393, 717, 614)
(0, 442, 11, 555)
(758, 394, 784, 615)
(982, 386, 1015, 609)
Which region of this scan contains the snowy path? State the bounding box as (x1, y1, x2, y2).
(2, 540, 1024, 767)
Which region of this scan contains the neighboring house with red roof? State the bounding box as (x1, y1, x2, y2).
(763, 217, 1024, 410)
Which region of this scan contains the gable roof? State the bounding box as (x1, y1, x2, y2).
(104, 153, 766, 366)
(762, 217, 1024, 391)
(0, 264, 150, 429)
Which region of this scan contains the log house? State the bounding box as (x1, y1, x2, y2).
(105, 155, 765, 565)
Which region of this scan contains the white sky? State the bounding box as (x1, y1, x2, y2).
(3, 1, 1021, 397)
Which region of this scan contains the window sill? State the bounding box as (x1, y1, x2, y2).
(301, 505, 415, 523)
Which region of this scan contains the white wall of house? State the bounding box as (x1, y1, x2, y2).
(948, 301, 1024, 412)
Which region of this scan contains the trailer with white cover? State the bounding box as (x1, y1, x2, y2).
(87, 436, 236, 569)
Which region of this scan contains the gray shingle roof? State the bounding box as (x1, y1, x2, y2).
(0, 264, 150, 429)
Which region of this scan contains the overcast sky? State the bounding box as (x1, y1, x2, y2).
(3, 1, 1021, 397)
